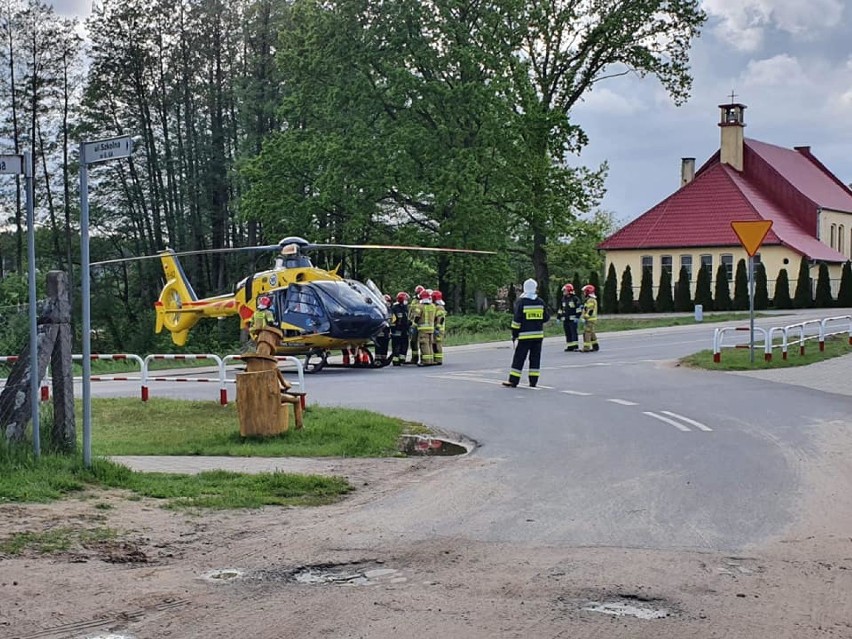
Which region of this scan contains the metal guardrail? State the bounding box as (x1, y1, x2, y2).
(713, 315, 852, 362)
(1, 352, 307, 407)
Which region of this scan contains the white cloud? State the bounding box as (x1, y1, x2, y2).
(740, 54, 807, 86)
(703, 0, 845, 51)
(576, 87, 645, 116)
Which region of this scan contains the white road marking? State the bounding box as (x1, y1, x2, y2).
(562, 390, 593, 396)
(660, 410, 713, 432)
(607, 398, 638, 406)
(427, 375, 505, 386)
(643, 411, 691, 432)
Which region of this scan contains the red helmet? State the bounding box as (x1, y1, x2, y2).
(396, 291, 409, 303)
(562, 283, 574, 294)
(431, 290, 443, 302)
(582, 284, 595, 295)
(414, 285, 425, 295)
(257, 295, 272, 309)
(418, 289, 431, 301)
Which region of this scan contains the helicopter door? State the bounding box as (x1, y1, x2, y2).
(278, 284, 330, 334)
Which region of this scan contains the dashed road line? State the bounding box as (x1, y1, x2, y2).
(607, 398, 638, 406)
(660, 410, 713, 432)
(561, 390, 593, 397)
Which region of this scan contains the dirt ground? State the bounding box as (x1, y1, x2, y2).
(2, 422, 852, 639)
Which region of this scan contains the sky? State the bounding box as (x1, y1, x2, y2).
(51, 0, 852, 227)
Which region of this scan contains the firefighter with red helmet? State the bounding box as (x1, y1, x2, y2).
(249, 295, 276, 342)
(412, 288, 436, 365)
(389, 292, 411, 366)
(431, 290, 447, 365)
(407, 285, 425, 364)
(556, 283, 582, 351)
(581, 284, 599, 352)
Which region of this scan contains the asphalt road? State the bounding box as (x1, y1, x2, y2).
(92, 309, 852, 553)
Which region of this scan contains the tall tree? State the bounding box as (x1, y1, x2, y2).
(603, 262, 617, 314)
(694, 264, 712, 311)
(838, 261, 852, 308)
(674, 265, 692, 311)
(774, 268, 792, 309)
(814, 262, 833, 308)
(733, 258, 748, 310)
(656, 267, 674, 312)
(638, 266, 654, 312)
(793, 255, 813, 308)
(618, 265, 634, 313)
(714, 264, 731, 311)
(754, 262, 769, 310)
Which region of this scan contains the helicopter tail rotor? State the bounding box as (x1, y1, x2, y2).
(154, 251, 202, 346)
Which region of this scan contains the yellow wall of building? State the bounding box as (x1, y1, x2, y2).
(820, 208, 852, 260)
(603, 245, 844, 297)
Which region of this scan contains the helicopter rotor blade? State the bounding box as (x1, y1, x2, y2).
(91, 244, 280, 267)
(306, 243, 496, 255)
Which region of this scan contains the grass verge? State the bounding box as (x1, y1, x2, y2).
(88, 398, 421, 457)
(680, 335, 852, 371)
(0, 445, 351, 509)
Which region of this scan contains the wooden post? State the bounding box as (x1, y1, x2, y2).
(236, 369, 289, 436)
(47, 271, 75, 451)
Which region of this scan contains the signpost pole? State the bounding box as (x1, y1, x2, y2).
(24, 151, 40, 456)
(748, 255, 755, 364)
(79, 142, 92, 467)
(78, 135, 137, 467)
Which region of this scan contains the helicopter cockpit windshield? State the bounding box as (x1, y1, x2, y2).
(276, 280, 389, 339)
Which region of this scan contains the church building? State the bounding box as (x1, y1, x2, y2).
(598, 103, 852, 296)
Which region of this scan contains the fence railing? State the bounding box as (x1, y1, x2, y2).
(1, 352, 307, 407)
(713, 315, 852, 362)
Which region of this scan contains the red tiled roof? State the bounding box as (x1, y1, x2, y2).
(600, 139, 851, 263)
(746, 139, 852, 213)
(598, 163, 782, 250)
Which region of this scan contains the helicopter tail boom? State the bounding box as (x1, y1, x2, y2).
(154, 251, 204, 346)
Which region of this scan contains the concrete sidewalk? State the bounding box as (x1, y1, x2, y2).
(729, 351, 852, 398)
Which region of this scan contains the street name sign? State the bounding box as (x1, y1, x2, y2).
(731, 220, 773, 256)
(82, 136, 134, 164)
(0, 154, 23, 174)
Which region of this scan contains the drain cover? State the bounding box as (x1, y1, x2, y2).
(583, 601, 670, 619)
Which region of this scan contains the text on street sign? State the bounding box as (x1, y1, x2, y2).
(83, 136, 133, 164)
(0, 154, 24, 175)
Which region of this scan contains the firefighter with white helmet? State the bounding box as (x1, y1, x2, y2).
(431, 290, 447, 365)
(556, 283, 582, 351)
(581, 284, 599, 352)
(503, 278, 550, 387)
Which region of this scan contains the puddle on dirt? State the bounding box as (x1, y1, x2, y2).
(583, 601, 670, 620)
(399, 434, 468, 456)
(201, 568, 244, 582)
(252, 561, 403, 586)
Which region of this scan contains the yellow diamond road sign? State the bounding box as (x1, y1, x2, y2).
(731, 220, 773, 256)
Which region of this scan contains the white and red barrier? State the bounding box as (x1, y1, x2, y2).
(142, 353, 226, 404)
(222, 354, 306, 409)
(713, 315, 852, 362)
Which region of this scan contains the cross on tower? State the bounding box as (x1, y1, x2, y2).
(729, 90, 738, 104)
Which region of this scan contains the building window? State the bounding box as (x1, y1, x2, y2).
(700, 254, 713, 275)
(721, 254, 733, 280)
(830, 224, 837, 248)
(641, 255, 653, 279)
(839, 225, 845, 254)
(680, 255, 693, 279)
(661, 255, 672, 275)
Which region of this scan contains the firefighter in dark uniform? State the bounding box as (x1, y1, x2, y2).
(389, 292, 411, 366)
(503, 278, 550, 388)
(556, 283, 582, 351)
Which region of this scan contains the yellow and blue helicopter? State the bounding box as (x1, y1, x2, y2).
(94, 236, 493, 372)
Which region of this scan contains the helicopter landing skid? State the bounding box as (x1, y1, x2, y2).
(303, 350, 328, 374)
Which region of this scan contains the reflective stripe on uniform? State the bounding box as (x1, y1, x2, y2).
(509, 369, 522, 378)
(522, 305, 544, 320)
(518, 331, 544, 339)
(510, 321, 521, 329)
(529, 370, 540, 377)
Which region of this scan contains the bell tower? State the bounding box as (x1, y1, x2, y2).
(719, 99, 746, 172)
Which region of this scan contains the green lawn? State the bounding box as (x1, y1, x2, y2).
(88, 398, 419, 457)
(681, 335, 852, 371)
